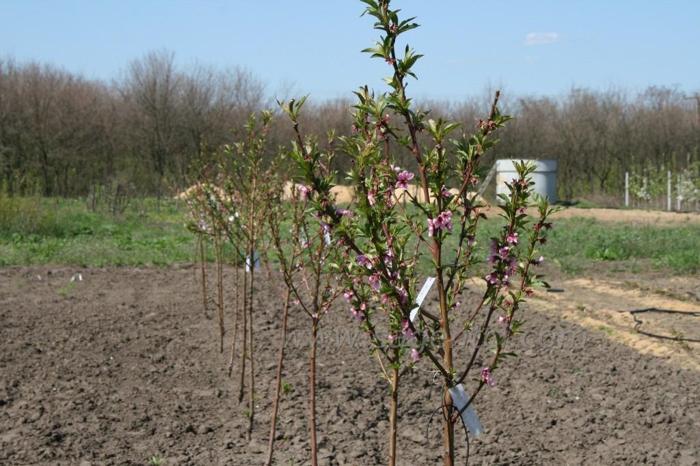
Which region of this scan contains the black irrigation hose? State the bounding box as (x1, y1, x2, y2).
(425, 403, 472, 466)
(625, 307, 700, 343)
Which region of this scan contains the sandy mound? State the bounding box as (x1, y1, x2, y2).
(394, 184, 487, 205)
(175, 183, 227, 201)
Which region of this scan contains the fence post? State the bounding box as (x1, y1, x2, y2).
(624, 171, 629, 208)
(667, 170, 672, 211)
(676, 175, 682, 211)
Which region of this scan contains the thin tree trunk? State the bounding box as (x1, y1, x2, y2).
(227, 264, 241, 377)
(264, 288, 292, 466)
(215, 236, 225, 353)
(436, 236, 455, 464)
(199, 236, 208, 317)
(247, 241, 256, 440)
(388, 363, 400, 466)
(309, 320, 319, 466)
(238, 266, 248, 403)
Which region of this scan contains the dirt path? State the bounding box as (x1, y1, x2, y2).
(545, 207, 700, 225)
(533, 277, 700, 372)
(1, 267, 698, 465)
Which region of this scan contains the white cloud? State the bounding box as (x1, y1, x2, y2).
(524, 32, 559, 46)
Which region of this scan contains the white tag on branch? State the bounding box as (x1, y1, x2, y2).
(449, 384, 484, 437)
(324, 231, 331, 246)
(245, 252, 260, 272)
(409, 276, 436, 322)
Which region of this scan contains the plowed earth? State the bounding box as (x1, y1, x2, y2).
(1, 266, 698, 465)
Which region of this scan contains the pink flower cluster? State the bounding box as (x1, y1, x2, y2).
(485, 239, 518, 287)
(297, 184, 312, 200)
(481, 367, 495, 386)
(356, 254, 373, 269)
(395, 170, 414, 190)
(368, 273, 381, 291)
(427, 211, 453, 237)
(350, 301, 367, 321)
(402, 320, 415, 340)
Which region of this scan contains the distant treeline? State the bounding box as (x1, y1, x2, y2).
(1, 51, 698, 201)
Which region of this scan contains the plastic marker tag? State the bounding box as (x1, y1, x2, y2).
(324, 231, 332, 246)
(245, 251, 260, 272)
(409, 276, 436, 322)
(449, 384, 484, 437)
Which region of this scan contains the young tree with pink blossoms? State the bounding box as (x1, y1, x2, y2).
(281, 1, 557, 464)
(266, 149, 343, 466)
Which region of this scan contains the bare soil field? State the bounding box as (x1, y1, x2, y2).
(1, 266, 698, 465)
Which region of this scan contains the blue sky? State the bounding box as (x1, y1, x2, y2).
(1, 1, 698, 101)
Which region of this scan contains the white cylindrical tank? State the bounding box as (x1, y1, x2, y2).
(496, 159, 557, 203)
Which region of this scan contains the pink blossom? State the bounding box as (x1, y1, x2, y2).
(383, 250, 394, 266)
(351, 302, 366, 321)
(441, 185, 452, 198)
(427, 210, 453, 237)
(506, 232, 519, 245)
(356, 255, 373, 269)
(410, 348, 421, 363)
(485, 272, 499, 286)
(368, 273, 381, 291)
(367, 189, 377, 206)
(402, 320, 415, 340)
(337, 208, 353, 218)
(395, 287, 408, 305)
(395, 170, 415, 190)
(497, 315, 511, 325)
(351, 308, 364, 321)
(343, 290, 354, 302)
(427, 218, 438, 237)
(439, 210, 453, 232)
(481, 367, 495, 386)
(298, 185, 312, 200)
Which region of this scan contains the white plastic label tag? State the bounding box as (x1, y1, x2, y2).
(245, 251, 260, 272)
(448, 384, 483, 437)
(409, 276, 436, 322)
(324, 231, 332, 246)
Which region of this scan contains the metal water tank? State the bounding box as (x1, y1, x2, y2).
(496, 159, 557, 203)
